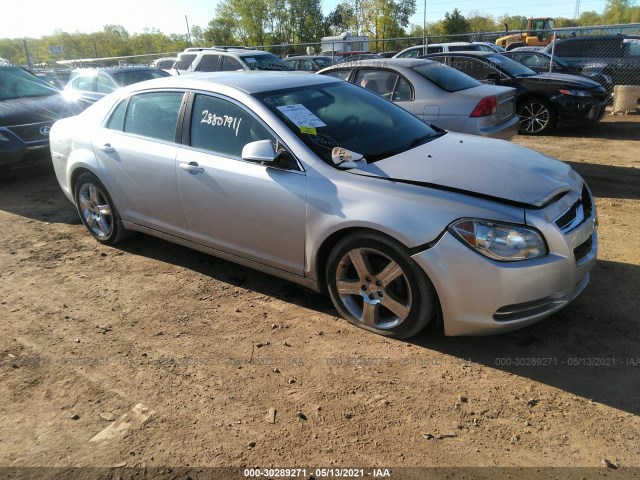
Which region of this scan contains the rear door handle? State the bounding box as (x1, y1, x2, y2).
(99, 143, 115, 154)
(179, 161, 204, 174)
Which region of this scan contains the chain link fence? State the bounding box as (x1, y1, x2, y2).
(258, 23, 640, 89)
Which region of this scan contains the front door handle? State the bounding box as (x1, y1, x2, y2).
(99, 143, 115, 154)
(179, 161, 204, 174)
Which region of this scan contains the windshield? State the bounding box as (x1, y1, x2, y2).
(485, 54, 536, 77)
(412, 62, 481, 92)
(240, 54, 294, 71)
(256, 81, 441, 164)
(114, 69, 170, 86)
(0, 67, 59, 101)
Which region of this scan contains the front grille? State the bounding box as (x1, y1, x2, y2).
(573, 234, 593, 263)
(555, 185, 593, 232)
(7, 122, 52, 143)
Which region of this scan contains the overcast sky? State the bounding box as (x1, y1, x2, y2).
(3, 0, 608, 39)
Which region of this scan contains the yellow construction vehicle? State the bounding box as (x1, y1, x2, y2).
(496, 18, 555, 50)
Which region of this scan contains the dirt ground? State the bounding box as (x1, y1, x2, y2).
(1, 114, 639, 478)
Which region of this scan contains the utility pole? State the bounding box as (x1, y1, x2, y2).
(423, 0, 427, 48)
(185, 15, 192, 45)
(23, 38, 33, 71)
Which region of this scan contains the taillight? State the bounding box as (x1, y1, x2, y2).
(470, 96, 498, 117)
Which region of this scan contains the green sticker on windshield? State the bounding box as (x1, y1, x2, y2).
(300, 126, 317, 135)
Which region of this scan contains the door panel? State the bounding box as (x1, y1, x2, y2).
(93, 92, 188, 237)
(177, 93, 306, 274)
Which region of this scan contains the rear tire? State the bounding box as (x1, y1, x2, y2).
(74, 172, 131, 245)
(518, 98, 557, 135)
(325, 232, 436, 339)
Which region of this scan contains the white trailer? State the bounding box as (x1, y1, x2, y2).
(321, 32, 370, 54)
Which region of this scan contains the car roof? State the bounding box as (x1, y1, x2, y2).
(124, 71, 342, 95)
(181, 47, 271, 56)
(73, 66, 158, 74)
(551, 34, 640, 43)
(426, 51, 495, 57)
(326, 58, 438, 69)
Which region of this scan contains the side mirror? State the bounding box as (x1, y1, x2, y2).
(242, 139, 278, 163)
(486, 72, 501, 82)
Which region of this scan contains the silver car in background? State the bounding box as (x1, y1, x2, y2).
(318, 59, 519, 140)
(50, 72, 597, 337)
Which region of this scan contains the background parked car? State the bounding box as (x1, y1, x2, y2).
(425, 51, 609, 135)
(319, 58, 518, 139)
(394, 42, 484, 58)
(49, 72, 597, 338)
(502, 50, 613, 92)
(173, 47, 293, 74)
(1, 64, 84, 170)
(337, 53, 381, 63)
(151, 57, 177, 73)
(472, 42, 507, 53)
(64, 66, 170, 104)
(283, 55, 335, 71)
(543, 35, 640, 86)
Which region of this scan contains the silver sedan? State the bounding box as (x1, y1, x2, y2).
(50, 72, 597, 337)
(318, 58, 519, 140)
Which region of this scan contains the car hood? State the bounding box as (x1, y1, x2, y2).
(353, 133, 579, 208)
(0, 93, 83, 126)
(524, 72, 602, 89)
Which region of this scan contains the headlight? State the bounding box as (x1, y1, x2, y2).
(558, 89, 592, 97)
(0, 131, 12, 142)
(450, 219, 547, 261)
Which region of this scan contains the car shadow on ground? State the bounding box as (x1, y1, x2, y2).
(114, 233, 337, 316)
(560, 118, 640, 140)
(0, 166, 80, 225)
(567, 161, 640, 200)
(411, 258, 640, 417)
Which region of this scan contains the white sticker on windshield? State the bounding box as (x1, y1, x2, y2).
(276, 104, 327, 129)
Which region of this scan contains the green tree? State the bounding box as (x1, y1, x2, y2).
(602, 0, 636, 23)
(466, 11, 496, 32)
(204, 17, 238, 46)
(498, 15, 527, 32)
(442, 8, 469, 35)
(190, 26, 206, 46)
(578, 10, 603, 25)
(326, 3, 356, 35)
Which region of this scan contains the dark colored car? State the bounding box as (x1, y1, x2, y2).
(64, 67, 170, 104)
(425, 51, 609, 135)
(0, 65, 84, 170)
(284, 55, 335, 71)
(502, 51, 613, 92)
(543, 35, 640, 87)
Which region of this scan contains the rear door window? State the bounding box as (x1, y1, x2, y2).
(196, 54, 220, 72)
(123, 91, 184, 142)
(354, 69, 400, 99)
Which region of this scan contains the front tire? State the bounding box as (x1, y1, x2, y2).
(518, 98, 557, 135)
(325, 232, 436, 338)
(74, 172, 130, 244)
